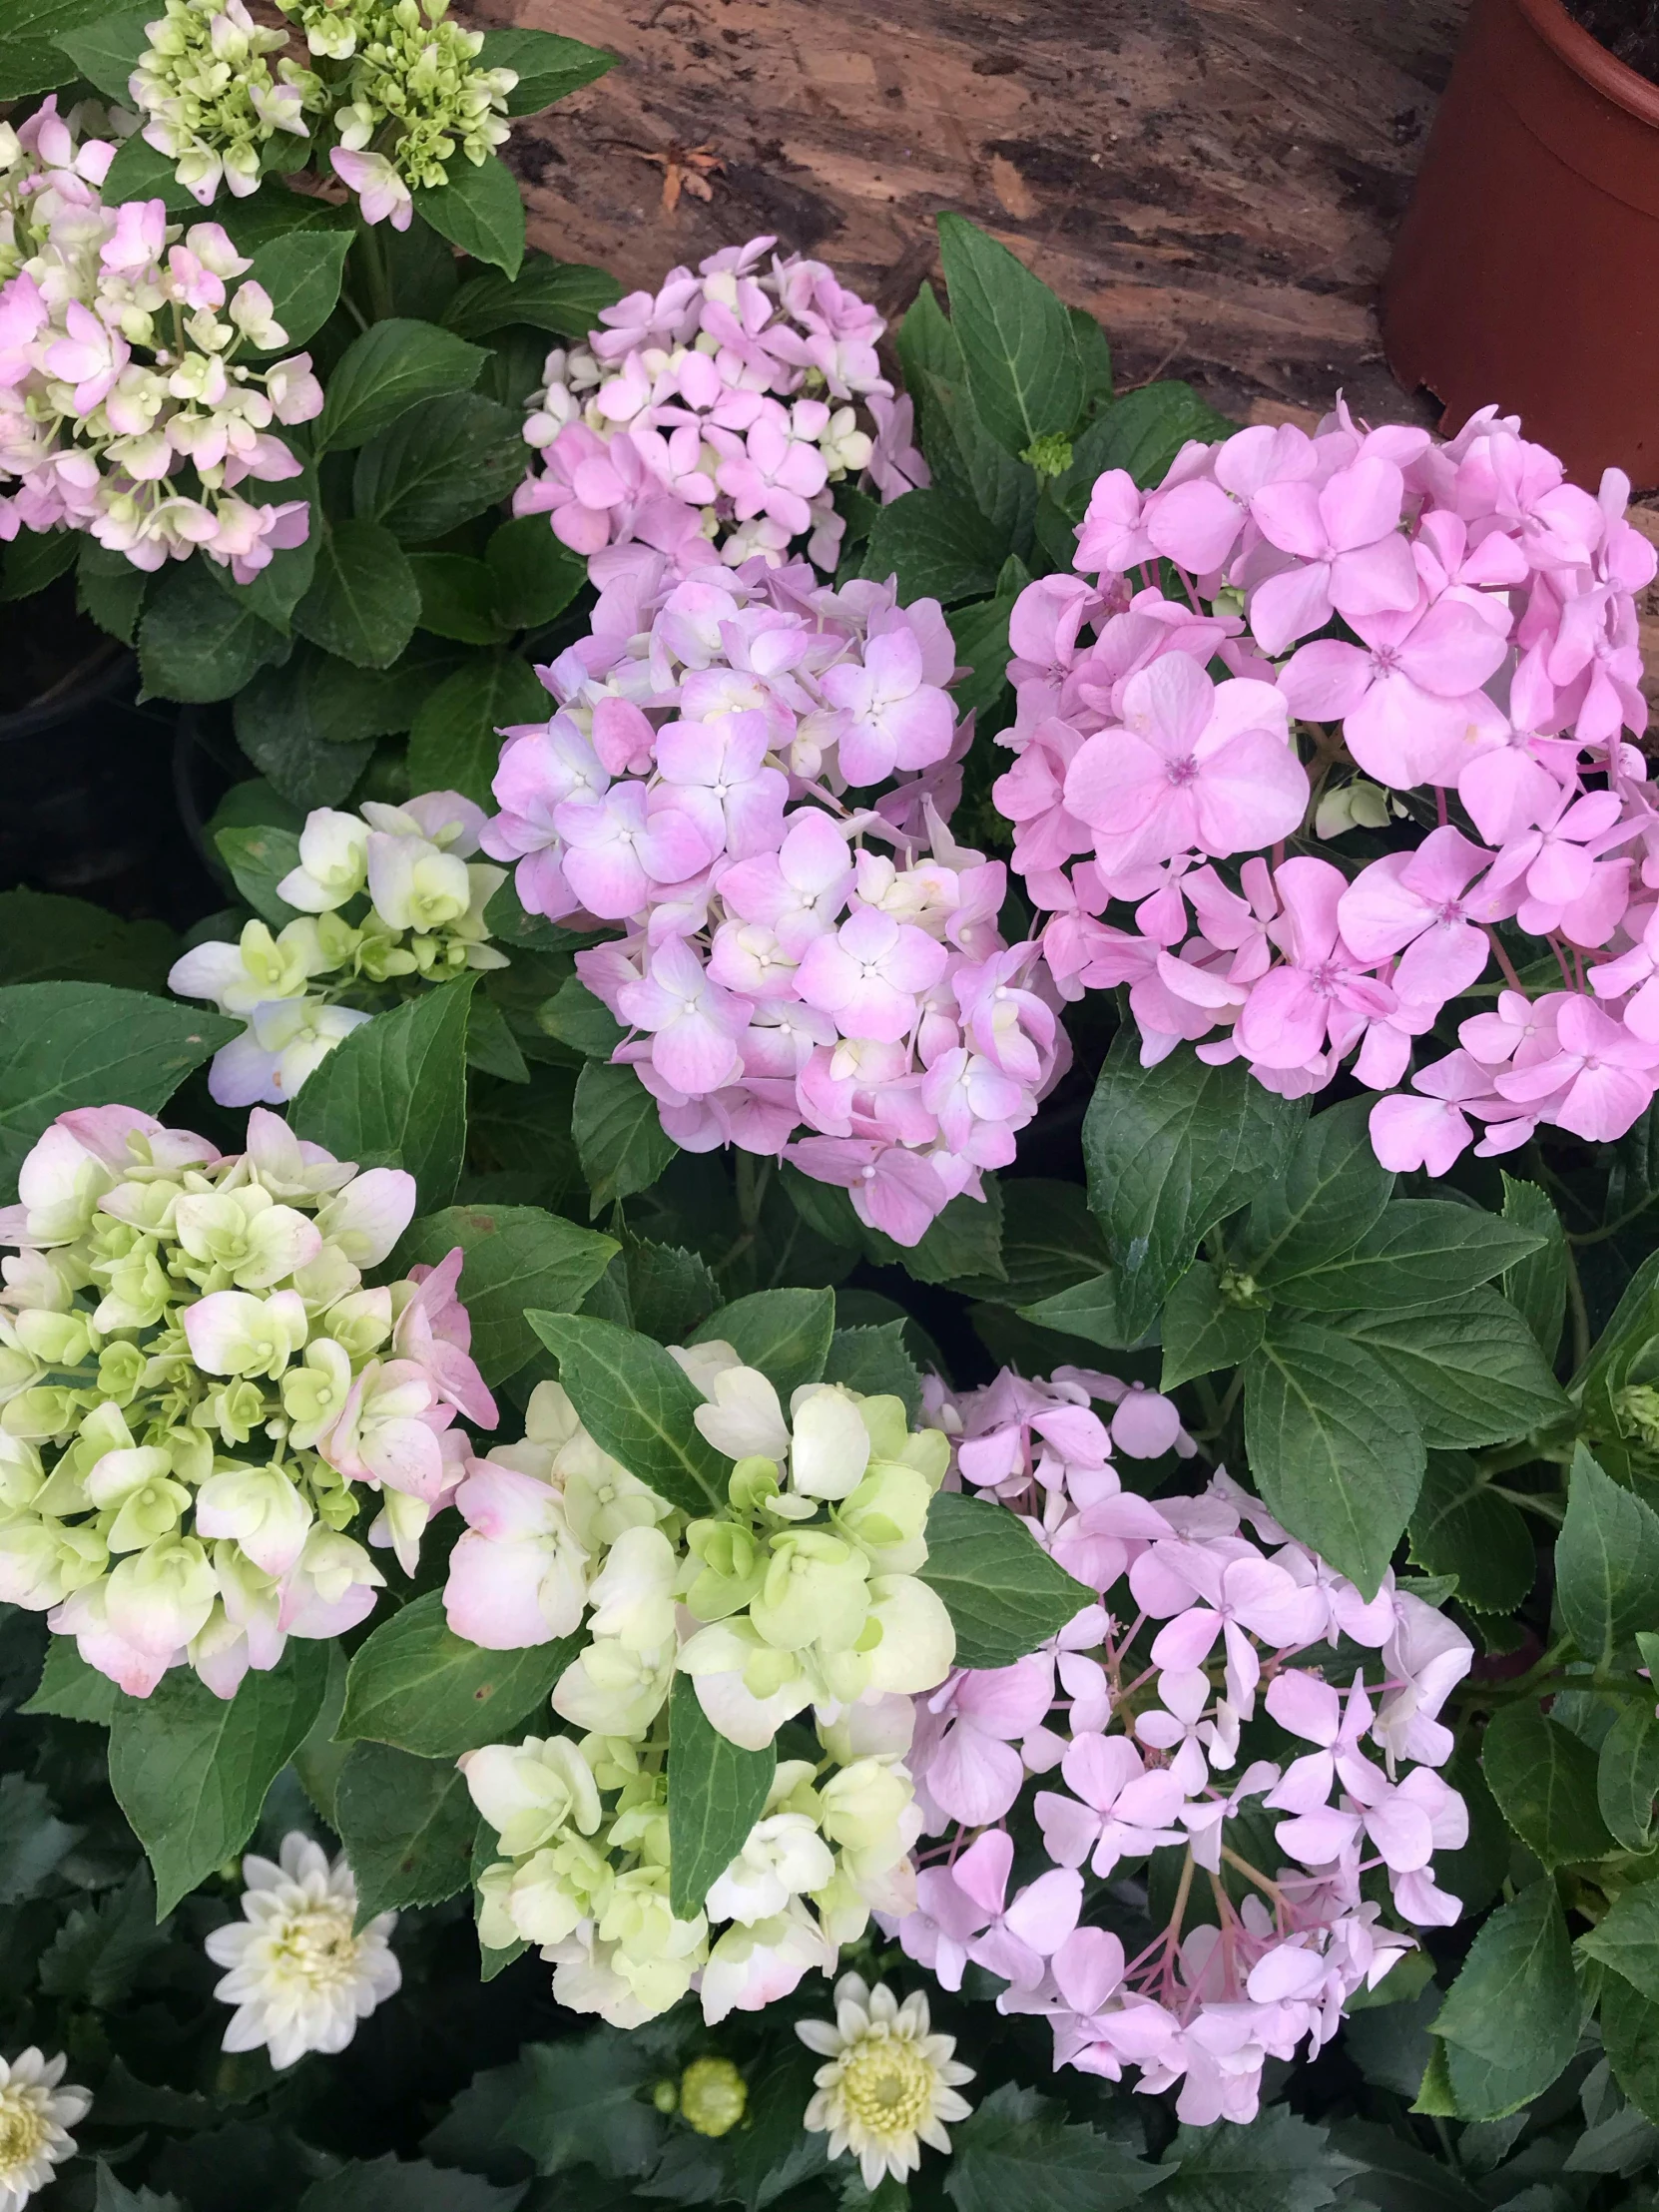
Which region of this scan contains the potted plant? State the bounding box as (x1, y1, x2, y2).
(1383, 0, 1659, 487)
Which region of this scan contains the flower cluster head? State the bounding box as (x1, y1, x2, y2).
(484, 559, 1067, 1245)
(0, 1104, 495, 1698)
(892, 1367, 1474, 2128)
(998, 399, 1659, 1171)
(513, 235, 928, 576)
(205, 1831, 400, 2068)
(169, 790, 508, 1106)
(324, 0, 518, 230)
(457, 1348, 962, 2025)
(797, 1972, 975, 2191)
(129, 0, 516, 231)
(129, 0, 324, 204)
(0, 2048, 90, 2212)
(0, 101, 320, 574)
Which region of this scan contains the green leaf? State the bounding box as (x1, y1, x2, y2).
(541, 975, 624, 1059)
(289, 977, 473, 1210)
(1598, 1701, 1659, 1852)
(478, 25, 616, 112)
(292, 519, 420, 671)
(823, 1322, 923, 1423)
(1242, 1097, 1393, 1283)
(444, 253, 622, 342)
(23, 1637, 120, 1725)
(1431, 1881, 1580, 2119)
(690, 1289, 834, 1396)
(1264, 1198, 1543, 1314)
(214, 824, 301, 928)
(394, 1202, 617, 1384)
(1555, 1443, 1659, 1670)
(38, 1865, 168, 2007)
(724, 2047, 830, 2209)
(292, 1644, 349, 1828)
(1500, 1173, 1568, 1363)
(1160, 1260, 1268, 1389)
(354, 391, 528, 542)
(340, 1591, 580, 1760)
(860, 488, 1004, 605)
(10, 0, 126, 93)
(959, 1178, 1107, 1306)
(1156, 2105, 1359, 2212)
(406, 652, 549, 809)
(507, 2030, 668, 2178)
(935, 213, 1085, 457)
(666, 1672, 774, 1918)
(1074, 379, 1236, 491)
(486, 514, 587, 630)
(332, 1742, 478, 1924)
(1601, 1970, 1659, 2127)
(409, 552, 509, 645)
(918, 1488, 1092, 1668)
(1406, 1452, 1535, 1614)
(1017, 1271, 1134, 1353)
(316, 318, 487, 453)
(0, 982, 236, 1199)
(862, 1180, 1005, 1289)
(218, 180, 356, 252)
(414, 156, 525, 276)
(77, 539, 148, 643)
(1243, 1321, 1424, 1595)
(525, 1311, 731, 1515)
(0, 889, 175, 993)
(0, 1771, 80, 1903)
(93, 2166, 186, 2212)
(1343, 1290, 1572, 1449)
(1578, 1876, 1659, 1999)
(234, 675, 373, 810)
(1484, 1696, 1617, 1869)
(0, 526, 77, 600)
(297, 2154, 526, 2212)
(210, 460, 319, 630)
(98, 128, 201, 210)
(946, 562, 1029, 723)
(572, 1059, 678, 1215)
(1083, 1029, 1304, 1338)
(944, 2083, 1164, 2212)
(108, 1643, 330, 1916)
(139, 559, 287, 702)
(244, 226, 352, 350)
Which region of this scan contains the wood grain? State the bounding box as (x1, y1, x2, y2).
(468, 0, 1467, 423)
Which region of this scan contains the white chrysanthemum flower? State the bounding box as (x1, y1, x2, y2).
(0, 2047, 90, 2211)
(204, 1833, 401, 2069)
(797, 1972, 974, 2189)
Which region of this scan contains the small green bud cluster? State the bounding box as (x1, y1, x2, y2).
(130, 0, 325, 205)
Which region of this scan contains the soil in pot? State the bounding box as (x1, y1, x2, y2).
(1564, 0, 1659, 81)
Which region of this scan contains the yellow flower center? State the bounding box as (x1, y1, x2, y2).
(272, 1904, 362, 1988)
(837, 2035, 935, 2138)
(0, 2093, 48, 2173)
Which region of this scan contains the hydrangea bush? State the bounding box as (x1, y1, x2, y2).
(4, 179, 1659, 2212)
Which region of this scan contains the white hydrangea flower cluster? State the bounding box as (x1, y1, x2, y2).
(0, 1104, 495, 1699)
(0, 101, 321, 575)
(129, 0, 517, 232)
(456, 1350, 961, 2027)
(129, 0, 324, 204)
(168, 790, 508, 1107)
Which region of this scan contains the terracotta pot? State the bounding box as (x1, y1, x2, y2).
(1382, 0, 1659, 489)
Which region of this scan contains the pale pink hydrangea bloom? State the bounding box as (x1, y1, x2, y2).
(0, 101, 318, 575)
(997, 396, 1659, 1170)
(482, 556, 1068, 1246)
(514, 235, 927, 578)
(890, 1366, 1473, 2128)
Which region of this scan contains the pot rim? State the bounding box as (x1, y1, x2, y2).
(1515, 0, 1659, 126)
